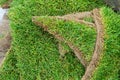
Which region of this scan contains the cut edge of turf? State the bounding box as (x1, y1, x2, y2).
(81, 8, 105, 80)
(32, 16, 89, 68)
(32, 8, 106, 80)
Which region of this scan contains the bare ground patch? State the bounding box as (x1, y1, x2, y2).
(0, 10, 11, 67)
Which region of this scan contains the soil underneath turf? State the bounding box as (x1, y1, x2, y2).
(0, 8, 11, 67)
(32, 8, 105, 80)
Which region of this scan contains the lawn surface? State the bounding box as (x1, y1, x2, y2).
(33, 16, 96, 62)
(0, 0, 120, 80)
(91, 7, 120, 80)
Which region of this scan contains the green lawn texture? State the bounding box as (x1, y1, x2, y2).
(0, 0, 120, 80)
(33, 16, 96, 62)
(91, 7, 120, 80)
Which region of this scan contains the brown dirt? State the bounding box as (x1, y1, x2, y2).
(32, 17, 88, 67)
(54, 11, 95, 27)
(1, 0, 12, 9)
(1, 4, 10, 9)
(81, 9, 104, 80)
(0, 10, 11, 67)
(32, 8, 105, 80)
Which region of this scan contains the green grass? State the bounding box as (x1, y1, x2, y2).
(83, 17, 94, 23)
(0, 34, 4, 39)
(91, 7, 120, 80)
(0, 0, 8, 5)
(0, 0, 106, 80)
(0, 0, 10, 6)
(34, 17, 96, 62)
